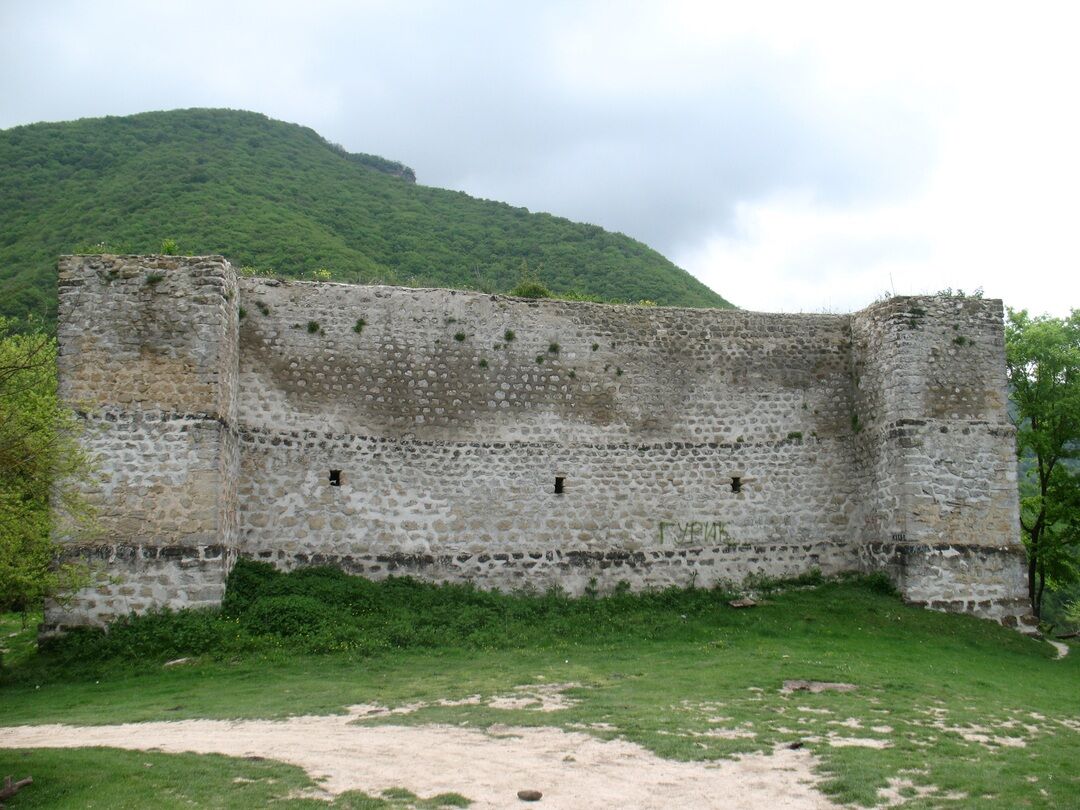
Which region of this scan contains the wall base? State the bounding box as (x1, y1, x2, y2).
(41, 544, 237, 635)
(247, 540, 856, 595)
(858, 542, 1036, 631)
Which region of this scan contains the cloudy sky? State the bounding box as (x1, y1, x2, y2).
(2, 0, 1078, 314)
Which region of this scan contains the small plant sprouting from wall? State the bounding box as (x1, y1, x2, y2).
(159, 238, 179, 255)
(906, 306, 927, 330)
(787, 431, 803, 441)
(478, 358, 488, 368)
(510, 280, 552, 299)
(536, 355, 545, 364)
(144, 272, 165, 286)
(568, 369, 576, 378)
(936, 287, 983, 299)
(615, 367, 623, 377)
(307, 321, 321, 334)
(310, 268, 333, 282)
(238, 265, 278, 279)
(851, 413, 863, 434)
(353, 318, 366, 334)
(454, 332, 466, 342)
(548, 342, 560, 354)
(591, 342, 599, 351)
(238, 306, 247, 320)
(953, 335, 971, 347)
(256, 302, 270, 316)
(504, 329, 516, 343)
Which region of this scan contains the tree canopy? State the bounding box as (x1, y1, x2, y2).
(0, 109, 731, 325)
(0, 319, 90, 613)
(1005, 308, 1080, 619)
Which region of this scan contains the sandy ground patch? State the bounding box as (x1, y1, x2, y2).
(0, 708, 839, 809)
(1047, 640, 1069, 660)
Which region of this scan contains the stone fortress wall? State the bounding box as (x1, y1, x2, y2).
(45, 255, 1032, 632)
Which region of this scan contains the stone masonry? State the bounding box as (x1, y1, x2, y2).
(45, 255, 1032, 631)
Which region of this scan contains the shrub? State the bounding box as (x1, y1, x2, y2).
(38, 607, 241, 666)
(159, 238, 179, 255)
(509, 280, 552, 299)
(239, 594, 367, 653)
(241, 594, 350, 639)
(221, 559, 283, 617)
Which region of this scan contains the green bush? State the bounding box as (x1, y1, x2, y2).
(38, 607, 243, 666)
(241, 594, 365, 653)
(241, 594, 346, 638)
(221, 559, 284, 616)
(509, 280, 552, 299)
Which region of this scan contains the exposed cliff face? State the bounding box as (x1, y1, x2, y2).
(328, 141, 416, 182)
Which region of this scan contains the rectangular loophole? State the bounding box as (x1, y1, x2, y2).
(731, 476, 742, 493)
(554, 476, 565, 495)
(329, 469, 342, 487)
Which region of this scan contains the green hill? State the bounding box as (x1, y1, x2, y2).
(0, 108, 731, 322)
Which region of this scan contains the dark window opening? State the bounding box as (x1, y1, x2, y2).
(554, 476, 565, 495)
(731, 476, 742, 493)
(329, 469, 342, 487)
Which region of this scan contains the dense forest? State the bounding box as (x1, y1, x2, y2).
(0, 109, 731, 322)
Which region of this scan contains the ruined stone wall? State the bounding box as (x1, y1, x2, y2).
(48, 256, 1030, 630)
(44, 256, 239, 631)
(850, 296, 1029, 626)
(234, 279, 860, 593)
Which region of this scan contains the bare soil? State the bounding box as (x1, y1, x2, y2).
(0, 706, 839, 809)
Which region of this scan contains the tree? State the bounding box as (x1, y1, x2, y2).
(1005, 309, 1080, 619)
(0, 317, 91, 615)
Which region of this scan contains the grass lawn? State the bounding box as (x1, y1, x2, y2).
(1, 577, 1078, 808)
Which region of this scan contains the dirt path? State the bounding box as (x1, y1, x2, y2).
(0, 707, 838, 809)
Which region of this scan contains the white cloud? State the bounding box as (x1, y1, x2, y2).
(2, 0, 1079, 314)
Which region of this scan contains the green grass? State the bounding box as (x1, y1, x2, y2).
(0, 748, 469, 809)
(0, 108, 731, 324)
(2, 569, 1078, 808)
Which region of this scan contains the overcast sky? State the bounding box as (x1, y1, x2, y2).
(2, 0, 1078, 314)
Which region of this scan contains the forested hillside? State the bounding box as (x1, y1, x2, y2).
(0, 109, 730, 321)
